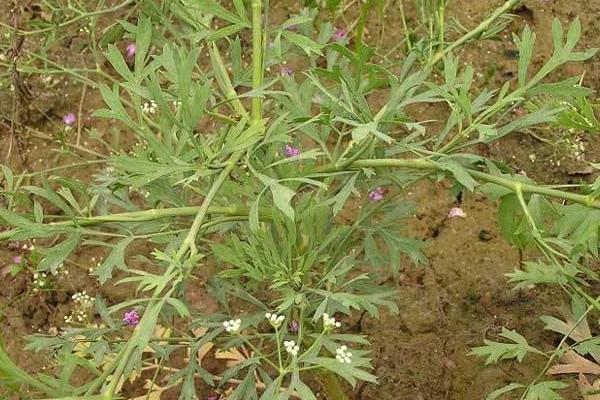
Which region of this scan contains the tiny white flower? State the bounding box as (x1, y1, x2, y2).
(284, 340, 300, 356)
(265, 312, 285, 327)
(336, 345, 352, 364)
(323, 313, 341, 329)
(142, 100, 158, 115)
(223, 318, 241, 333)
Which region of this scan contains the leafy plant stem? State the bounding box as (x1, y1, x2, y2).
(427, 0, 521, 66)
(318, 158, 600, 209)
(0, 206, 264, 241)
(251, 0, 263, 121)
(275, 326, 284, 371)
(518, 293, 597, 400)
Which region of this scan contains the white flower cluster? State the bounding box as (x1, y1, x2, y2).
(284, 340, 300, 356)
(336, 345, 352, 364)
(323, 313, 341, 329)
(142, 100, 158, 114)
(223, 319, 241, 333)
(22, 243, 35, 252)
(64, 291, 93, 324)
(51, 263, 69, 277)
(265, 312, 285, 327)
(172, 100, 182, 110)
(32, 272, 47, 293)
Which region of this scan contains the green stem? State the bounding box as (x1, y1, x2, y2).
(275, 326, 283, 372)
(0, 206, 266, 241)
(321, 158, 600, 208)
(0, 0, 135, 36)
(176, 152, 245, 259)
(251, 0, 263, 121)
(427, 0, 520, 66)
(438, 0, 445, 51)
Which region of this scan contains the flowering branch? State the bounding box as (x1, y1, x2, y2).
(318, 158, 599, 208)
(0, 206, 268, 241)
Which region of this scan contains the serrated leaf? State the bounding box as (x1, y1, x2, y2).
(486, 382, 525, 400)
(95, 237, 134, 284)
(283, 31, 324, 56)
(38, 233, 81, 273)
(469, 327, 542, 365)
(190, 0, 245, 25)
(506, 261, 569, 289)
(524, 381, 568, 400)
(106, 44, 134, 81)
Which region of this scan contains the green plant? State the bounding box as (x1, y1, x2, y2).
(1, 0, 600, 399)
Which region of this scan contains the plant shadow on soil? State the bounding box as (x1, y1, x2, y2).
(2, 0, 600, 399)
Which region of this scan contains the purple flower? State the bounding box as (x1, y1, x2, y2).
(368, 187, 385, 202)
(447, 207, 466, 219)
(13, 255, 22, 264)
(280, 65, 294, 77)
(290, 320, 299, 333)
(123, 310, 140, 326)
(331, 28, 348, 42)
(283, 144, 300, 158)
(62, 113, 76, 126)
(126, 43, 136, 58)
(207, 396, 219, 400)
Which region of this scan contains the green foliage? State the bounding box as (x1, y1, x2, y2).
(1, 0, 600, 399)
(469, 327, 543, 365)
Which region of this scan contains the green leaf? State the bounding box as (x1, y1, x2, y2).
(105, 44, 134, 81)
(524, 381, 568, 400)
(305, 357, 377, 387)
(166, 297, 191, 317)
(281, 16, 313, 30)
(270, 182, 296, 221)
(506, 261, 570, 289)
(438, 160, 477, 191)
(207, 23, 246, 41)
(38, 233, 81, 273)
(283, 31, 324, 56)
(291, 372, 317, 400)
(514, 25, 536, 87)
(134, 17, 153, 76)
(95, 237, 134, 284)
(227, 367, 258, 400)
(24, 184, 74, 218)
(469, 327, 542, 365)
(325, 174, 357, 216)
(190, 0, 245, 25)
(486, 383, 525, 400)
(95, 296, 116, 329)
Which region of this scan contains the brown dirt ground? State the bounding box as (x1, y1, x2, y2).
(1, 0, 600, 399)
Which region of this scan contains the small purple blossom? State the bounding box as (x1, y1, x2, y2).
(62, 113, 76, 126)
(126, 43, 136, 58)
(123, 310, 140, 326)
(13, 255, 22, 264)
(290, 320, 299, 333)
(368, 187, 385, 202)
(283, 144, 300, 158)
(207, 396, 219, 400)
(280, 65, 294, 77)
(447, 207, 466, 219)
(331, 28, 348, 42)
